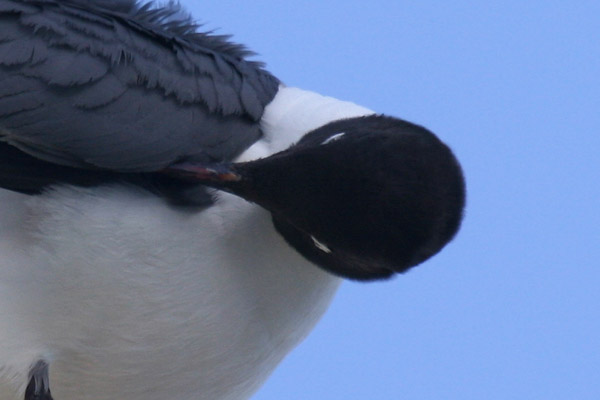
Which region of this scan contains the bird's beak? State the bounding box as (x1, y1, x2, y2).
(163, 163, 242, 183)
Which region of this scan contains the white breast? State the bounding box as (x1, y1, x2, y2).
(0, 185, 340, 400)
(0, 86, 371, 400)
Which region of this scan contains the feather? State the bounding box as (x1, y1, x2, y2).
(0, 0, 279, 197)
(72, 73, 127, 109)
(22, 47, 109, 86)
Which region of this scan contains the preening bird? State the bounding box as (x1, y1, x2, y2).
(0, 1, 465, 399)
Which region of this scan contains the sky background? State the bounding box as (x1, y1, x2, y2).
(180, 1, 600, 399)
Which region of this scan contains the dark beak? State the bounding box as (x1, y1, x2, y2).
(162, 162, 242, 184)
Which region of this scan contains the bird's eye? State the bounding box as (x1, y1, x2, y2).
(321, 132, 346, 145)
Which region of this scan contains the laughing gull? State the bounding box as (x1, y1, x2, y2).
(0, 1, 466, 399)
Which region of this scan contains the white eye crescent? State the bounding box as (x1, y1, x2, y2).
(321, 132, 346, 145)
(311, 235, 332, 253)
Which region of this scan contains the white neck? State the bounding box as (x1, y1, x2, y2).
(237, 86, 374, 162)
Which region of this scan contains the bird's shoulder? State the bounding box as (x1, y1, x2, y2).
(0, 0, 280, 198)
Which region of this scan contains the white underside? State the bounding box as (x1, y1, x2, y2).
(0, 86, 373, 400)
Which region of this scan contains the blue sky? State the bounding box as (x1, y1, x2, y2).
(182, 1, 600, 399)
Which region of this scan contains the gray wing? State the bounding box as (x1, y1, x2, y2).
(0, 0, 280, 174)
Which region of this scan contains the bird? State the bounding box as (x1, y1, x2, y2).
(0, 1, 465, 400)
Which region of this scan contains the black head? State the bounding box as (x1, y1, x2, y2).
(167, 115, 465, 280)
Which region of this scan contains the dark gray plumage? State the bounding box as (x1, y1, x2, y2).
(0, 0, 279, 195)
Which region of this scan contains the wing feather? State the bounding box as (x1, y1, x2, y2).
(0, 0, 37, 14)
(72, 73, 127, 109)
(0, 0, 279, 185)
